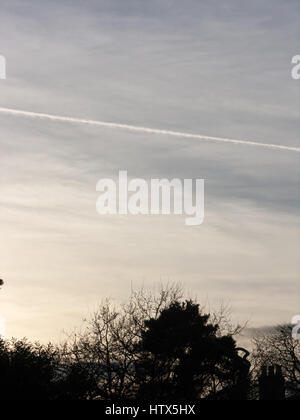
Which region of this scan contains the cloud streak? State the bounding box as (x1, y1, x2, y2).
(1, 107, 299, 153)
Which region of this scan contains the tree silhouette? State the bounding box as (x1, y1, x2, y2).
(136, 301, 250, 400)
(64, 285, 184, 399)
(0, 285, 252, 400)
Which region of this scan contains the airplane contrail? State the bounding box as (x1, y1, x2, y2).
(0, 106, 299, 153)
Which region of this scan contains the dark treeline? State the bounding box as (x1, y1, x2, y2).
(0, 285, 299, 400)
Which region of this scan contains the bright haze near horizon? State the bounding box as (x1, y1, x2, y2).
(0, 0, 299, 343)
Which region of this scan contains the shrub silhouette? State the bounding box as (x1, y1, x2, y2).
(0, 339, 59, 400)
(0, 339, 94, 400)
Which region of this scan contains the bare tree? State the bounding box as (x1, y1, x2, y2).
(252, 324, 300, 397)
(209, 301, 247, 337)
(63, 284, 247, 400)
(63, 284, 183, 399)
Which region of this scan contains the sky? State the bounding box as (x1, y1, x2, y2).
(0, 0, 299, 343)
